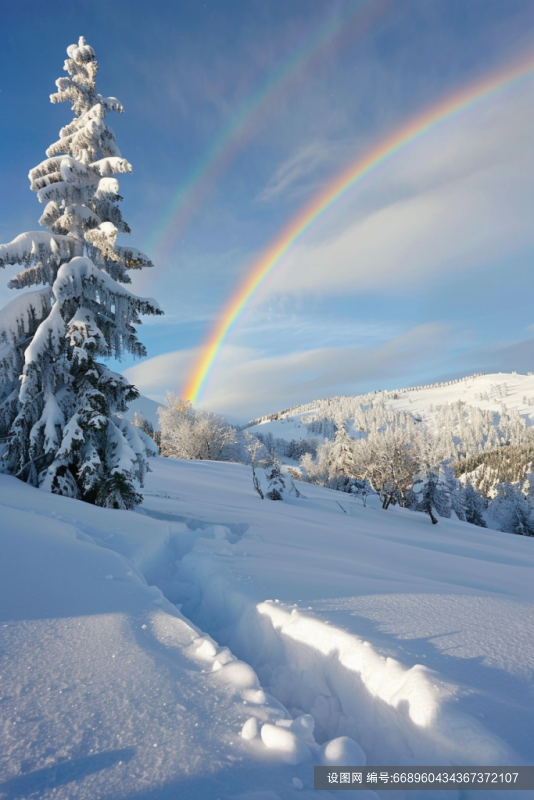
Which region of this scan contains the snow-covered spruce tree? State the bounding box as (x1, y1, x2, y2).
(463, 482, 487, 528)
(447, 472, 466, 521)
(411, 428, 451, 524)
(326, 419, 357, 489)
(266, 454, 285, 501)
(0, 37, 161, 507)
(489, 482, 534, 536)
(413, 470, 451, 525)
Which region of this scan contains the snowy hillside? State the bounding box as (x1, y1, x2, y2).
(123, 393, 162, 430)
(1, 456, 533, 799)
(246, 373, 534, 444)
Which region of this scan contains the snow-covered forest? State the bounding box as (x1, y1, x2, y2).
(150, 372, 534, 537)
(242, 373, 534, 536)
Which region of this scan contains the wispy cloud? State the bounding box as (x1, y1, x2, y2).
(256, 138, 356, 202)
(126, 322, 534, 423)
(465, 336, 534, 376)
(259, 84, 534, 299)
(124, 322, 450, 420)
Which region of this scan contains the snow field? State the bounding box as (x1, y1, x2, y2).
(139, 459, 534, 773)
(0, 475, 349, 798)
(1, 453, 533, 798)
(1, 465, 407, 799)
(248, 409, 321, 443)
(385, 373, 534, 424)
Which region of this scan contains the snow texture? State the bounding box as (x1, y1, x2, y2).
(1, 454, 532, 798)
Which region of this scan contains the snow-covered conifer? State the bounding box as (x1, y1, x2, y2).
(445, 468, 466, 521)
(413, 470, 451, 524)
(266, 455, 285, 501)
(0, 37, 160, 507)
(463, 482, 487, 528)
(328, 419, 356, 483)
(489, 482, 534, 536)
(412, 429, 451, 523)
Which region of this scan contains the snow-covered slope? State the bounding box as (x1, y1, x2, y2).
(123, 393, 162, 429)
(246, 372, 534, 443)
(0, 471, 325, 800)
(384, 372, 534, 426)
(1, 456, 533, 798)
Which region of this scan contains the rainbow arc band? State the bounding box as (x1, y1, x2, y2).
(149, 0, 379, 259)
(184, 52, 534, 404)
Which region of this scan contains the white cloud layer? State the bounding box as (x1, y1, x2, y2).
(258, 83, 534, 299)
(125, 323, 534, 423)
(124, 323, 451, 421)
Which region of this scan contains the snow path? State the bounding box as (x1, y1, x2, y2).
(1, 456, 533, 798)
(1, 474, 374, 800)
(137, 460, 534, 769)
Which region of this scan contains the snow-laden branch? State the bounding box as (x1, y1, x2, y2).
(31, 156, 132, 194)
(116, 246, 154, 270)
(21, 303, 66, 381)
(96, 94, 123, 113)
(0, 232, 75, 268)
(91, 157, 132, 176)
(53, 256, 161, 314)
(0, 288, 53, 343)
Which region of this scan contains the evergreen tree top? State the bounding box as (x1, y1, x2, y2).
(50, 36, 123, 121)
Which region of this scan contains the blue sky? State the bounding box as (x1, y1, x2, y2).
(1, 0, 534, 421)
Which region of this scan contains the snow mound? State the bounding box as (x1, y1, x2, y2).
(241, 717, 260, 740)
(320, 736, 366, 766)
(260, 723, 311, 765)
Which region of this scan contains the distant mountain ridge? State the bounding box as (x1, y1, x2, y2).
(245, 372, 487, 428)
(246, 372, 534, 445)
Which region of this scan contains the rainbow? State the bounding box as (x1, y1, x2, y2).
(148, 0, 382, 259)
(184, 52, 534, 403)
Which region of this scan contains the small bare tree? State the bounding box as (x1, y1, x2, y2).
(243, 430, 265, 499)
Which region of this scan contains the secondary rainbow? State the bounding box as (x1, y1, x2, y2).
(184, 52, 534, 403)
(148, 0, 381, 259)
